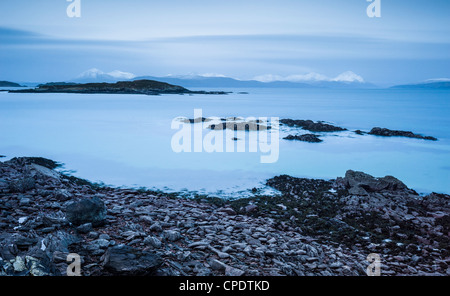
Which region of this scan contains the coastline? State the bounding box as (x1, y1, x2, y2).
(0, 157, 448, 276)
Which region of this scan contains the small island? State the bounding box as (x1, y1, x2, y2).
(8, 80, 229, 96)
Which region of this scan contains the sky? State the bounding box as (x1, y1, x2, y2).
(0, 0, 449, 85)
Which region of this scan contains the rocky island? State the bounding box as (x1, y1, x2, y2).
(0, 157, 448, 276)
(8, 80, 229, 96)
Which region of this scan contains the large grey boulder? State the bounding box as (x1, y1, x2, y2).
(344, 170, 407, 195)
(65, 196, 107, 227)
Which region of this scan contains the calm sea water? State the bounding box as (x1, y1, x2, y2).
(0, 87, 449, 196)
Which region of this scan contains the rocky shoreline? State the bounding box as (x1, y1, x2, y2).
(0, 157, 448, 276)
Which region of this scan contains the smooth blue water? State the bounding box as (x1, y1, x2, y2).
(0, 87, 449, 196)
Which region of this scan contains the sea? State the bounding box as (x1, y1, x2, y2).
(1, 87, 449, 197)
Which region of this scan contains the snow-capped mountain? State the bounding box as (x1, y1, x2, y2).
(74, 68, 136, 83)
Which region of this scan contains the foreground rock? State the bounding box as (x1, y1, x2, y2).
(368, 127, 437, 141)
(1, 157, 448, 276)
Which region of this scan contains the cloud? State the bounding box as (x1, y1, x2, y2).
(253, 71, 364, 83)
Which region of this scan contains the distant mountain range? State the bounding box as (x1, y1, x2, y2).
(71, 69, 376, 89)
(3, 70, 450, 90)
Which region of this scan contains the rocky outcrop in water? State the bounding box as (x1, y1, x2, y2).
(368, 127, 437, 141)
(283, 134, 323, 143)
(280, 119, 347, 132)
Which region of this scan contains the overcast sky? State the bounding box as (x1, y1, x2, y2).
(0, 0, 449, 84)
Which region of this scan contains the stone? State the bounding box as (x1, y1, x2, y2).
(143, 236, 162, 248)
(9, 178, 35, 193)
(19, 197, 32, 206)
(163, 230, 181, 242)
(12, 256, 27, 272)
(344, 170, 408, 193)
(76, 223, 93, 234)
(65, 196, 107, 227)
(149, 222, 163, 232)
(225, 266, 245, 276)
(102, 245, 162, 276)
(210, 259, 227, 271)
(245, 205, 258, 213)
(54, 189, 72, 201)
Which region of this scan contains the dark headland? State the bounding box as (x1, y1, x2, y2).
(0, 81, 24, 87)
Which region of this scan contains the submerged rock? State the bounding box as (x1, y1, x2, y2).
(9, 178, 35, 193)
(368, 127, 437, 141)
(283, 134, 323, 143)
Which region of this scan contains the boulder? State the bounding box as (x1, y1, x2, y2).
(65, 196, 107, 227)
(343, 170, 408, 194)
(102, 245, 162, 276)
(9, 178, 35, 193)
(29, 163, 60, 179)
